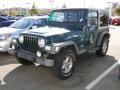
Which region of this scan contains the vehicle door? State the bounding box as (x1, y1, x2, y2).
(67, 10, 86, 52)
(85, 10, 99, 48)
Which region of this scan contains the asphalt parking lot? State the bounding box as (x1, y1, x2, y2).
(0, 25, 120, 90)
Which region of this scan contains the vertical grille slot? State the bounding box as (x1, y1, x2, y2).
(22, 35, 38, 52)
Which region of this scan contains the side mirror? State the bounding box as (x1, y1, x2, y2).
(31, 26, 37, 29)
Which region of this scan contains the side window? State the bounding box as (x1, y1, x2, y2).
(68, 12, 78, 22)
(79, 11, 85, 22)
(100, 12, 109, 27)
(88, 11, 98, 25)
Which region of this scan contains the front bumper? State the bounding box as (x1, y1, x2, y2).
(17, 49, 36, 62)
(9, 48, 54, 67)
(0, 40, 11, 52)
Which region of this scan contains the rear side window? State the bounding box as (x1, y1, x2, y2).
(88, 11, 98, 25)
(100, 12, 109, 27)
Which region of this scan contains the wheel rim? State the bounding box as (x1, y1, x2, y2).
(62, 55, 74, 74)
(102, 40, 108, 53)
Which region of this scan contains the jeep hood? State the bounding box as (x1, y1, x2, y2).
(22, 26, 83, 43)
(24, 26, 71, 37)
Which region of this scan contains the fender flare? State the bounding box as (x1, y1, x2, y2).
(97, 31, 110, 46)
(46, 41, 80, 55)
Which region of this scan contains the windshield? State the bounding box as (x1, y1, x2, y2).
(48, 10, 86, 29)
(10, 18, 34, 29)
(49, 10, 86, 23)
(49, 12, 66, 22)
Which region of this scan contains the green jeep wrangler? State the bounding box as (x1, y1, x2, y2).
(9, 8, 110, 80)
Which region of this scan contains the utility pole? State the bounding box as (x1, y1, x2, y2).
(2, 4, 5, 14)
(26, 3, 30, 15)
(6, 1, 9, 15)
(106, 2, 113, 17)
(49, 0, 54, 10)
(84, 0, 85, 8)
(63, 2, 67, 8)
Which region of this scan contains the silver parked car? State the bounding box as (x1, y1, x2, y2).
(0, 16, 48, 52)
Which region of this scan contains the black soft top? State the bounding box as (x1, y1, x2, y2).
(52, 8, 108, 13)
(52, 8, 88, 12)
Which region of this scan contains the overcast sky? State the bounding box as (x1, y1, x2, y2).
(0, 0, 119, 9)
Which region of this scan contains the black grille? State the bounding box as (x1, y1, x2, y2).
(21, 35, 38, 52)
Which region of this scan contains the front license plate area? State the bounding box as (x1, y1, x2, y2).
(17, 50, 36, 62)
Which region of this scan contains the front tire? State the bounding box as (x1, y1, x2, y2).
(96, 37, 109, 56)
(16, 56, 33, 65)
(53, 49, 76, 80)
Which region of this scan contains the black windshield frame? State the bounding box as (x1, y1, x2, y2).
(48, 9, 87, 29)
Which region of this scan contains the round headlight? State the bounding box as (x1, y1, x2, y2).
(38, 38, 45, 48)
(19, 35, 24, 43)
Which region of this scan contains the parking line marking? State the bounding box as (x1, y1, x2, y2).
(85, 61, 119, 90)
(0, 64, 20, 85)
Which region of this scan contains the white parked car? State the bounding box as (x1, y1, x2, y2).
(0, 16, 48, 52)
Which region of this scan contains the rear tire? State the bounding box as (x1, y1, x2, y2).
(16, 56, 33, 65)
(53, 49, 76, 80)
(96, 37, 109, 56)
